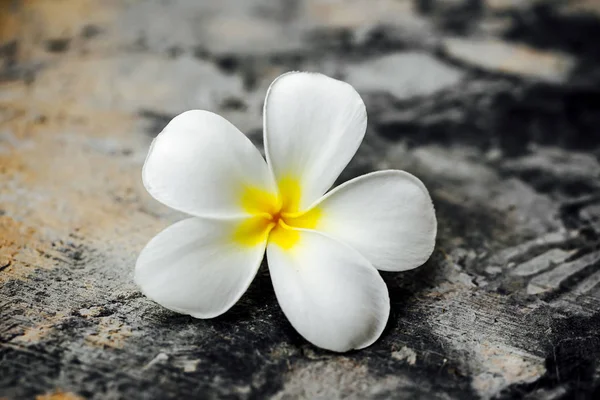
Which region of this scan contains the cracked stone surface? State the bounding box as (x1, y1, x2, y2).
(1, 0, 600, 399)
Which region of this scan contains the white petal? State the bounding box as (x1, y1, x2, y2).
(143, 110, 275, 218)
(263, 72, 367, 211)
(310, 170, 437, 272)
(267, 230, 389, 352)
(135, 217, 266, 318)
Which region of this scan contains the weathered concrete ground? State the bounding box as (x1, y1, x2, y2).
(1, 0, 600, 399)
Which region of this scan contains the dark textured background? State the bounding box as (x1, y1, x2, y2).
(1, 0, 600, 399)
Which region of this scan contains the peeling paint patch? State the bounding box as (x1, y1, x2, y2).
(180, 359, 200, 373)
(142, 352, 169, 370)
(78, 306, 104, 318)
(391, 346, 417, 365)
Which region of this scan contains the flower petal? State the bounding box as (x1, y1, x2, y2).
(263, 72, 367, 212)
(267, 230, 389, 352)
(307, 170, 437, 272)
(135, 217, 266, 318)
(143, 110, 275, 218)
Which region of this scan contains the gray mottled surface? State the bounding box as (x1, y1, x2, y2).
(1, 0, 600, 399)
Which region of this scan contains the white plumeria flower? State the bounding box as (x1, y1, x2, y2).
(136, 72, 437, 352)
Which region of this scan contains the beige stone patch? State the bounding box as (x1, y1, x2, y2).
(444, 38, 575, 82)
(35, 390, 85, 400)
(85, 317, 132, 349)
(271, 358, 410, 399)
(423, 262, 547, 399)
(472, 342, 546, 398)
(305, 0, 416, 28)
(0, 0, 21, 44)
(0, 97, 163, 249)
(12, 323, 54, 344)
(0, 215, 58, 284)
(12, 312, 69, 344)
(204, 15, 294, 54)
(0, 0, 116, 63)
(486, 0, 535, 11)
(560, 0, 600, 15)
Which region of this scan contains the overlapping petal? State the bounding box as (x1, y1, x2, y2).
(267, 229, 389, 352)
(263, 72, 367, 212)
(143, 110, 275, 218)
(305, 170, 437, 272)
(135, 217, 266, 318)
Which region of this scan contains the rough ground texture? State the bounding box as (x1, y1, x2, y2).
(1, 0, 600, 399)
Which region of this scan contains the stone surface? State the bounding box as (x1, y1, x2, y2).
(2, 0, 600, 399)
(443, 37, 575, 82)
(346, 52, 464, 100)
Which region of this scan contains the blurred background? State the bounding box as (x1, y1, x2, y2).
(1, 1, 600, 399)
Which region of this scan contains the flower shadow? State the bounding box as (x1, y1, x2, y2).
(142, 259, 280, 328)
(213, 259, 280, 324)
(378, 251, 446, 339)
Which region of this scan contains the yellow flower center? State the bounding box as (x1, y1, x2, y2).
(234, 176, 320, 249)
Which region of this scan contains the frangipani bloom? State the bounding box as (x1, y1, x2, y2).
(136, 72, 437, 352)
